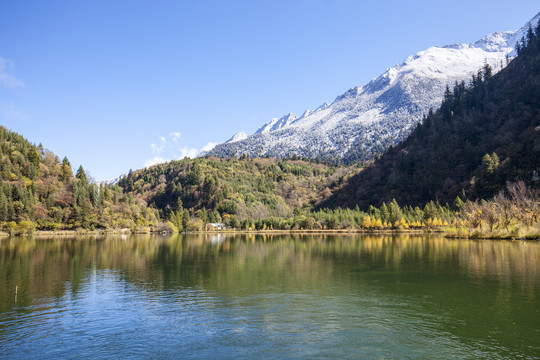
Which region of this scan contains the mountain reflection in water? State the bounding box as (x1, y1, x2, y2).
(0, 234, 539, 359)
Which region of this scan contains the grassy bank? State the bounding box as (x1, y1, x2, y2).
(445, 224, 540, 240)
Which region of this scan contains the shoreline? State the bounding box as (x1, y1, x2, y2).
(0, 229, 135, 238)
(0, 228, 436, 238)
(1, 227, 538, 240)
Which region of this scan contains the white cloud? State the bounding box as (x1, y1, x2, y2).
(201, 142, 218, 153)
(144, 156, 166, 167)
(0, 57, 25, 89)
(146, 134, 217, 168)
(178, 147, 198, 159)
(151, 143, 164, 154)
(170, 132, 181, 141)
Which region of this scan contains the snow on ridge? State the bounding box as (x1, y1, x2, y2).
(315, 102, 330, 111)
(474, 31, 516, 52)
(254, 112, 298, 134)
(226, 131, 248, 143)
(300, 109, 311, 118)
(207, 11, 540, 162)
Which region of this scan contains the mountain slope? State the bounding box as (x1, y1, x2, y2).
(0, 127, 157, 231)
(320, 20, 540, 209)
(208, 12, 539, 163)
(117, 157, 358, 223)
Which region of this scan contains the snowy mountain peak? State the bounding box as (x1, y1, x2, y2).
(300, 109, 312, 118)
(315, 102, 330, 111)
(208, 12, 540, 163)
(226, 131, 248, 144)
(254, 112, 298, 134)
(474, 31, 516, 52)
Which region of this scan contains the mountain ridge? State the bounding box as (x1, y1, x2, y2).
(207, 11, 540, 163)
(320, 19, 540, 209)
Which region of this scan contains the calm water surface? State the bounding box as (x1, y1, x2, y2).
(0, 234, 539, 359)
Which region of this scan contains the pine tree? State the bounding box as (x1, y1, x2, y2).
(76, 165, 87, 183)
(61, 157, 73, 181)
(27, 148, 41, 168)
(182, 208, 190, 230)
(0, 190, 8, 221)
(452, 196, 464, 211)
(389, 199, 403, 225)
(380, 202, 389, 222)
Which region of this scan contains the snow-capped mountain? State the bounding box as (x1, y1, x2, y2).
(255, 112, 298, 134)
(225, 131, 248, 144)
(207, 12, 539, 163)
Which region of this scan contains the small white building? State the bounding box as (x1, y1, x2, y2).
(206, 223, 225, 231)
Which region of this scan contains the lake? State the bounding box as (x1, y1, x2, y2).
(0, 233, 539, 359)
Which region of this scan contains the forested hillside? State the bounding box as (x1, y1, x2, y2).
(322, 21, 540, 209)
(117, 156, 357, 228)
(0, 127, 158, 232)
(117, 156, 464, 231)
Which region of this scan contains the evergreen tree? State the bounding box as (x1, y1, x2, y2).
(452, 196, 464, 211)
(182, 208, 190, 230)
(76, 165, 87, 183)
(389, 199, 403, 225)
(380, 202, 389, 222)
(61, 157, 73, 181)
(0, 190, 8, 221)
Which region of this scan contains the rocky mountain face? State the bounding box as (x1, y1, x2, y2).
(207, 12, 539, 163)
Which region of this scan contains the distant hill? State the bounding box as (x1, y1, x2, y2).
(321, 20, 540, 209)
(117, 157, 357, 222)
(206, 12, 539, 164)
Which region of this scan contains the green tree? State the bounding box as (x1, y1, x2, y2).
(27, 148, 41, 168)
(452, 196, 464, 211)
(380, 202, 389, 222)
(168, 210, 183, 231)
(61, 157, 73, 181)
(0, 190, 8, 221)
(481, 152, 499, 175)
(198, 207, 208, 223)
(182, 208, 190, 230)
(228, 215, 240, 229)
(476, 152, 501, 198)
(389, 199, 403, 226)
(209, 209, 221, 223)
(76, 165, 87, 183)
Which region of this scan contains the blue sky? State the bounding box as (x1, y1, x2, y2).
(0, 0, 538, 181)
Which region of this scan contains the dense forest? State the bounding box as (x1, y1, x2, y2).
(0, 126, 158, 232)
(321, 21, 540, 209)
(117, 156, 359, 230)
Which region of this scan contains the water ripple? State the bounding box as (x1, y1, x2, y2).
(1, 235, 539, 359)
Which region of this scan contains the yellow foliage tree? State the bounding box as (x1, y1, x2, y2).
(362, 215, 372, 229)
(399, 218, 409, 229)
